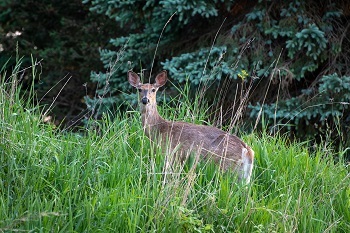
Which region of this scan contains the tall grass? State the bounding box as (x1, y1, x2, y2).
(0, 62, 349, 232)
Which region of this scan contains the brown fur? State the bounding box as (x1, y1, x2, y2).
(128, 70, 254, 183)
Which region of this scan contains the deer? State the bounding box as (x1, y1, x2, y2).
(128, 70, 254, 184)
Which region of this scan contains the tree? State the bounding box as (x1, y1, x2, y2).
(0, 0, 119, 126)
(83, 0, 238, 115)
(85, 0, 350, 151)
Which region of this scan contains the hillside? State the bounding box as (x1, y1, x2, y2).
(0, 73, 349, 232)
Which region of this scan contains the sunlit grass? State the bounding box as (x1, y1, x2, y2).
(0, 63, 349, 232)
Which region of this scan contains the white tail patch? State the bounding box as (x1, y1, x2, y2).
(128, 70, 254, 184)
(241, 148, 254, 183)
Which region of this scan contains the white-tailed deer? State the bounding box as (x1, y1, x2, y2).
(128, 70, 254, 183)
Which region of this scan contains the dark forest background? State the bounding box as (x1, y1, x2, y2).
(1, 0, 349, 152)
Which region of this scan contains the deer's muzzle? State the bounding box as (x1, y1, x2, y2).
(141, 97, 149, 105)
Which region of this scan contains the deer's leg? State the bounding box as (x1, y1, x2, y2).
(162, 145, 174, 185)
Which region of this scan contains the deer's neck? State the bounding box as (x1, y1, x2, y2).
(140, 103, 166, 137)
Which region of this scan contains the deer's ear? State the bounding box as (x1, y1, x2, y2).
(128, 71, 141, 87)
(155, 71, 167, 87)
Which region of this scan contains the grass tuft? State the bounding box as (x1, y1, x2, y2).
(0, 62, 349, 232)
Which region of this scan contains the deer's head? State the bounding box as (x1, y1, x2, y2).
(128, 71, 167, 105)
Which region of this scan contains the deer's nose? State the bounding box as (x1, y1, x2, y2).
(141, 97, 149, 105)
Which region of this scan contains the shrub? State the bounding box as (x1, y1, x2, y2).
(84, 0, 350, 150)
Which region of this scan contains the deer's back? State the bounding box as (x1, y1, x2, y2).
(154, 120, 250, 167)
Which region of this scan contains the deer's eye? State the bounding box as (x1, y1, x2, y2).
(151, 88, 156, 92)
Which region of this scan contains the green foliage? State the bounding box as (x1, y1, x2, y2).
(83, 0, 235, 117)
(0, 0, 119, 124)
(162, 46, 233, 85)
(249, 74, 350, 148)
(235, 1, 349, 148)
(1, 0, 349, 151)
(1, 63, 350, 232)
(286, 24, 327, 61)
(85, 1, 349, 150)
(285, 24, 328, 79)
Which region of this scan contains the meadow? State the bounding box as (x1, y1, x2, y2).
(0, 67, 349, 232)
